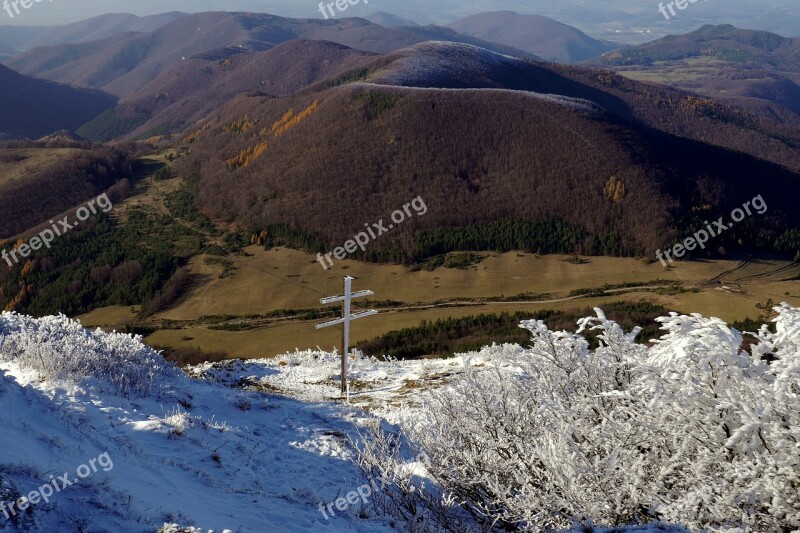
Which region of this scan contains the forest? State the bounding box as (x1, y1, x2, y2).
(178, 82, 800, 265)
(0, 141, 131, 239)
(355, 301, 671, 359)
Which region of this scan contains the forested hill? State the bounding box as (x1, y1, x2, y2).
(177, 43, 800, 262)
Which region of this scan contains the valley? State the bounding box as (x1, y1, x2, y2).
(70, 167, 800, 359)
(101, 249, 800, 359)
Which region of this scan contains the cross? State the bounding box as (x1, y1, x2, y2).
(316, 276, 377, 398)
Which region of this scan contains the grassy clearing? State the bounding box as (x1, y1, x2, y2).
(0, 148, 86, 185)
(72, 167, 800, 360)
(156, 246, 736, 320)
(143, 292, 667, 358)
(613, 57, 727, 84)
(125, 249, 800, 359)
(78, 305, 139, 328)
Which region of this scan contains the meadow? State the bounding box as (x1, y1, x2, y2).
(79, 246, 800, 358)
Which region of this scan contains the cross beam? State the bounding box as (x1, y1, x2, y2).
(316, 276, 377, 397)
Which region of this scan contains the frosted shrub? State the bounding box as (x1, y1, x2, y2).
(358, 305, 800, 531)
(0, 312, 178, 398)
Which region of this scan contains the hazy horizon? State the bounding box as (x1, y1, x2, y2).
(0, 0, 798, 41)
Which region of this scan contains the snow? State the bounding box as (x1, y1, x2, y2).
(0, 314, 396, 532)
(3, 307, 795, 531)
(366, 41, 605, 116)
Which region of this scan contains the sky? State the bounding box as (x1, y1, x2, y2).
(1, 0, 798, 40)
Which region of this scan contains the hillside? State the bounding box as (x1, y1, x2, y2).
(447, 10, 621, 63)
(364, 42, 800, 173)
(0, 313, 396, 532)
(0, 13, 184, 60)
(0, 306, 796, 530)
(0, 64, 116, 139)
(366, 12, 420, 27)
(78, 40, 377, 141)
(174, 42, 800, 263)
(4, 12, 535, 97)
(28, 12, 186, 48)
(592, 25, 800, 124)
(0, 142, 131, 240)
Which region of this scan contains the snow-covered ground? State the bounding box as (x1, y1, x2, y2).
(1, 311, 735, 532)
(0, 314, 404, 532)
(188, 345, 524, 425)
(0, 322, 532, 531)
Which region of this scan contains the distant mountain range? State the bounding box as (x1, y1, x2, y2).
(447, 11, 621, 63)
(365, 11, 419, 28)
(0, 64, 115, 139)
(78, 40, 376, 141)
(6, 0, 797, 44)
(3, 12, 536, 97)
(2, 11, 800, 185)
(591, 25, 800, 124)
(0, 12, 184, 59)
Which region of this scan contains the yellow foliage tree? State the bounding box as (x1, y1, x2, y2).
(604, 175, 626, 203)
(273, 101, 319, 138)
(226, 141, 269, 170)
(271, 110, 295, 134)
(223, 115, 256, 134)
(182, 123, 211, 144)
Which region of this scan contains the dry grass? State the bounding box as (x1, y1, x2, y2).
(0, 148, 86, 185)
(158, 246, 734, 320)
(72, 241, 800, 359)
(77, 305, 139, 328)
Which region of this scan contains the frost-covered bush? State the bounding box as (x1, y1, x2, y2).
(0, 312, 178, 398)
(358, 305, 800, 531)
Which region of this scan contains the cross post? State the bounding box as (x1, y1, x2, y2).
(316, 276, 377, 398)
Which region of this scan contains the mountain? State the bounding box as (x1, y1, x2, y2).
(446, 11, 621, 63)
(77, 40, 377, 141)
(28, 12, 186, 48)
(174, 42, 800, 263)
(0, 64, 116, 139)
(591, 25, 800, 124)
(0, 142, 130, 241)
(0, 12, 184, 59)
(4, 12, 536, 97)
(366, 11, 420, 27)
(0, 306, 736, 533)
(0, 26, 47, 60)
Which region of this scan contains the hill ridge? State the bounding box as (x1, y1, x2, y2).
(447, 10, 621, 63)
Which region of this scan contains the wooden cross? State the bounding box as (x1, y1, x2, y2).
(316, 276, 377, 398)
